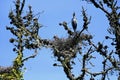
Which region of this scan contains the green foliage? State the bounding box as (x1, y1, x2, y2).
(0, 0, 42, 79)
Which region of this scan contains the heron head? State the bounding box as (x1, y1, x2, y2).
(73, 12, 75, 17)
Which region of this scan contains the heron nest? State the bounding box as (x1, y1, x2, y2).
(52, 32, 92, 59)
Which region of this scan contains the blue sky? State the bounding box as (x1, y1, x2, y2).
(0, 0, 119, 80)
